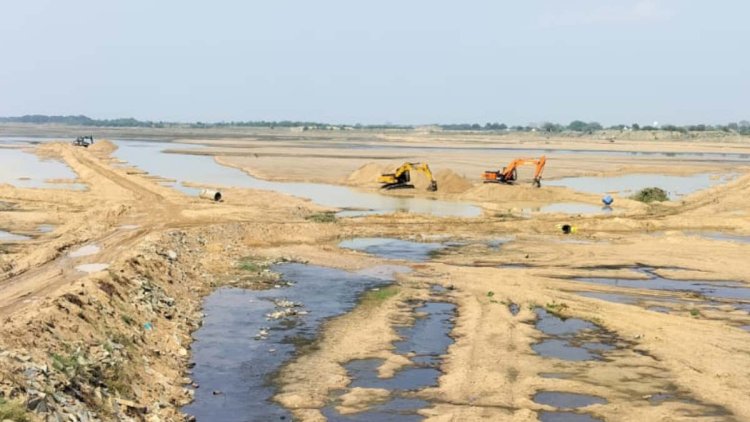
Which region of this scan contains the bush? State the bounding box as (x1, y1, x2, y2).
(632, 187, 669, 203)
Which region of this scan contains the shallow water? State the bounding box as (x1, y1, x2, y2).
(576, 267, 750, 302)
(321, 398, 428, 422)
(37, 224, 55, 233)
(539, 411, 603, 422)
(339, 238, 445, 262)
(183, 263, 387, 421)
(326, 301, 455, 420)
(334, 143, 750, 163)
(0, 230, 30, 242)
(112, 140, 481, 217)
(688, 231, 750, 244)
(534, 391, 607, 408)
(68, 244, 101, 258)
(0, 148, 85, 190)
(532, 309, 616, 361)
(545, 173, 731, 199)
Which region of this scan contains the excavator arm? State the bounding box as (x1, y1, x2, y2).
(483, 156, 546, 187)
(379, 162, 438, 191)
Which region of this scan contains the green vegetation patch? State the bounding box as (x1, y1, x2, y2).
(0, 397, 30, 422)
(362, 286, 400, 305)
(631, 187, 669, 203)
(305, 211, 337, 223)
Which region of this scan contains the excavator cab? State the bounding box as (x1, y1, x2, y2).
(483, 156, 546, 187)
(379, 162, 438, 191)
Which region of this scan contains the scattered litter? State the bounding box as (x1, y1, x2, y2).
(558, 224, 578, 235)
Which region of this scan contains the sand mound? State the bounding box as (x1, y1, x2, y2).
(88, 140, 117, 154)
(435, 169, 474, 193)
(347, 163, 475, 193)
(346, 163, 391, 186)
(461, 182, 572, 203)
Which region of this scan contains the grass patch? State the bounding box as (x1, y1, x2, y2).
(545, 301, 569, 317)
(237, 257, 268, 273)
(690, 308, 701, 317)
(51, 351, 84, 378)
(631, 187, 669, 203)
(0, 397, 30, 422)
(305, 211, 337, 223)
(362, 286, 399, 305)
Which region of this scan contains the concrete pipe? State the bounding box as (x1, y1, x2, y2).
(199, 189, 222, 202)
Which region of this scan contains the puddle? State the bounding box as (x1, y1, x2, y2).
(688, 231, 750, 244)
(321, 398, 428, 422)
(113, 140, 481, 217)
(183, 264, 388, 421)
(339, 238, 446, 262)
(534, 391, 606, 408)
(37, 224, 55, 233)
(531, 309, 617, 361)
(577, 291, 680, 307)
(538, 203, 611, 215)
(545, 173, 731, 199)
(0, 230, 30, 242)
(325, 301, 455, 420)
(508, 303, 520, 315)
(539, 411, 603, 422)
(75, 263, 109, 273)
(575, 267, 750, 302)
(487, 238, 512, 249)
(0, 148, 85, 190)
(68, 244, 101, 258)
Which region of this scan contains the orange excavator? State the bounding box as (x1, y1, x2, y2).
(482, 156, 546, 187)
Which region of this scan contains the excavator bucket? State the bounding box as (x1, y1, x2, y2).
(428, 181, 438, 191)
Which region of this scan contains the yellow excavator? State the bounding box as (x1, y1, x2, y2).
(483, 156, 546, 187)
(379, 162, 438, 191)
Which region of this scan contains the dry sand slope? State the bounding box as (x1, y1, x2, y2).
(0, 137, 749, 421)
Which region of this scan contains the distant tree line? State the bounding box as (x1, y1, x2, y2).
(2, 114, 749, 135)
(439, 120, 750, 135)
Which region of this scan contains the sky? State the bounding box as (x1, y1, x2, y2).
(0, 0, 748, 125)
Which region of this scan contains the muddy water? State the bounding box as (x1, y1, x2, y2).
(323, 300, 456, 420)
(0, 148, 85, 190)
(339, 238, 445, 262)
(112, 141, 481, 217)
(545, 173, 733, 199)
(183, 264, 388, 421)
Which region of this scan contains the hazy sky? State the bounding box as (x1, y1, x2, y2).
(1, 0, 748, 125)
